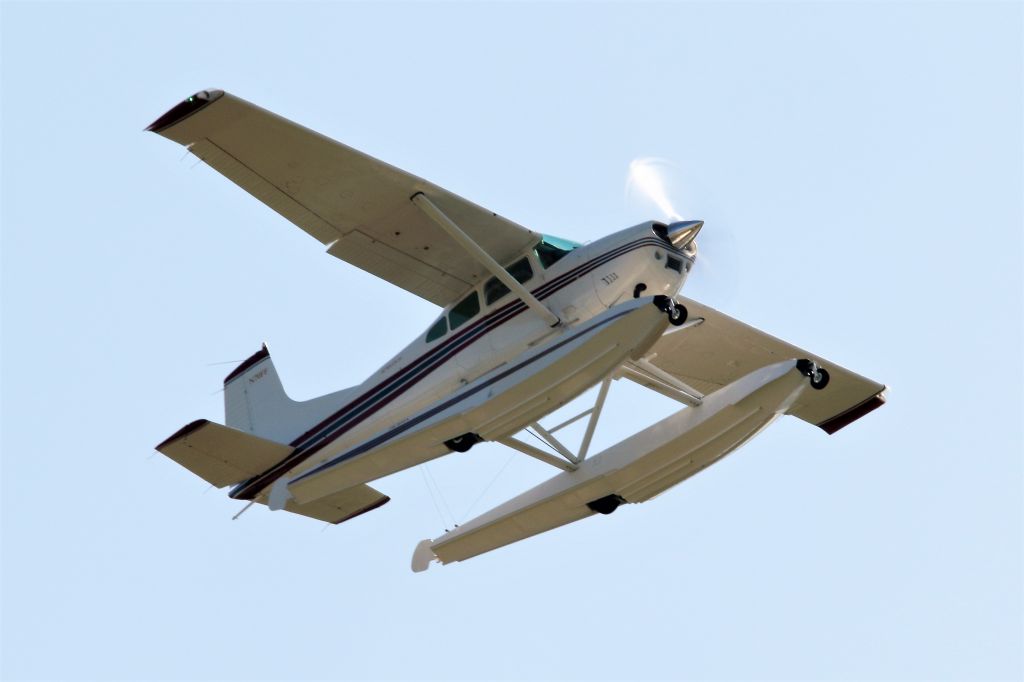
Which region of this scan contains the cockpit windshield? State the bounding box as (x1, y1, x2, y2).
(534, 235, 582, 269)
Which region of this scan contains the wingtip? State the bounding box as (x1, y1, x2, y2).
(146, 89, 225, 133)
(817, 391, 888, 435)
(155, 418, 210, 452)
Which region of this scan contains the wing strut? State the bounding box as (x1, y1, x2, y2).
(411, 192, 561, 327)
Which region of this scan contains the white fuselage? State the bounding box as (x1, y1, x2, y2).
(230, 221, 693, 501)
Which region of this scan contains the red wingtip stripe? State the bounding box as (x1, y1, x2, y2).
(817, 392, 887, 435)
(146, 89, 224, 133)
(155, 419, 210, 451)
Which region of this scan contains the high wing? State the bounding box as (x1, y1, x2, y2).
(147, 89, 539, 306)
(631, 297, 886, 434)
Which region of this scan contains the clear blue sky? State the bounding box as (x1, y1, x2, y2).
(2, 2, 1021, 680)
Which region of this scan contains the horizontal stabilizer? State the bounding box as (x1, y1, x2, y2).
(278, 485, 390, 525)
(155, 420, 293, 488)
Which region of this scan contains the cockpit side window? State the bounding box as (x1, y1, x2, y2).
(425, 316, 447, 343)
(448, 290, 480, 331)
(484, 257, 534, 305)
(534, 235, 581, 269)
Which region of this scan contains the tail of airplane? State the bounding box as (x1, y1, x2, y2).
(223, 344, 356, 445)
(155, 346, 390, 523)
(155, 344, 356, 488)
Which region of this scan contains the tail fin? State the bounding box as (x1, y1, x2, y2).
(223, 344, 355, 445)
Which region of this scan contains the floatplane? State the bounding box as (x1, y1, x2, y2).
(149, 90, 886, 572)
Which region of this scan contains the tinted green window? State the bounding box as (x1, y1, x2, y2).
(534, 235, 581, 269)
(484, 257, 534, 305)
(425, 317, 447, 343)
(448, 291, 480, 330)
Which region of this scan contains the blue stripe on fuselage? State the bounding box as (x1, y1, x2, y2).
(229, 236, 670, 499)
(292, 305, 638, 484)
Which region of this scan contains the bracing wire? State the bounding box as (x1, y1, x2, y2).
(423, 463, 456, 529)
(418, 465, 449, 530)
(525, 428, 559, 454)
(461, 451, 517, 522)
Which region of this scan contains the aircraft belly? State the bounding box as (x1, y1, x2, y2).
(287, 298, 670, 504)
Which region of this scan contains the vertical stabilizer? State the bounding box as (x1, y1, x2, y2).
(223, 344, 354, 445)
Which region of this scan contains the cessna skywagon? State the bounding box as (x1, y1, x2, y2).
(149, 90, 886, 572)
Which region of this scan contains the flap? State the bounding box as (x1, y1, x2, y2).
(148, 89, 540, 306)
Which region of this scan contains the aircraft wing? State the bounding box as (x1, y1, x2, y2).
(636, 297, 887, 434)
(147, 89, 540, 307)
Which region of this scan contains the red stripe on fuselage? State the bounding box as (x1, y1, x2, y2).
(229, 236, 671, 499)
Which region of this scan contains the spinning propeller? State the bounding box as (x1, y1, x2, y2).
(625, 157, 739, 304)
